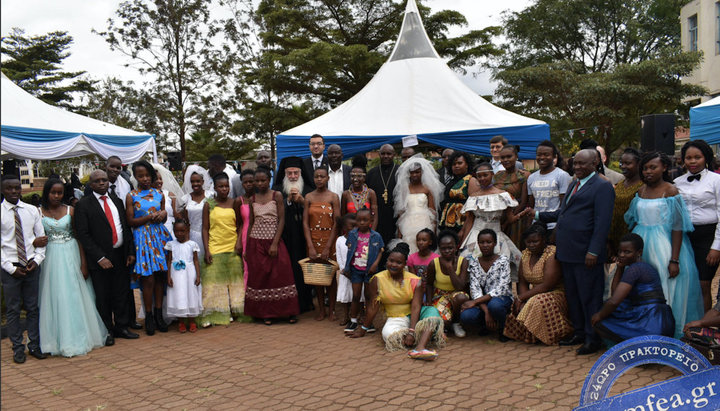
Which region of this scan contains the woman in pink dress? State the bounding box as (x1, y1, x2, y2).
(239, 169, 255, 288)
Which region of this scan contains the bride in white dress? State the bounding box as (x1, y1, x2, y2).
(393, 155, 444, 253)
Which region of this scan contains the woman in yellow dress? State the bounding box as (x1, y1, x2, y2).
(348, 243, 445, 360)
(200, 173, 245, 326)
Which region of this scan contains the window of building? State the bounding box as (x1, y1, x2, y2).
(20, 170, 29, 176)
(21, 179, 30, 185)
(689, 14, 698, 52)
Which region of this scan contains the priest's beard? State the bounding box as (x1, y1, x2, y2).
(282, 176, 304, 197)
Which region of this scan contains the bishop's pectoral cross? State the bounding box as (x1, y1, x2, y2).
(382, 189, 388, 203)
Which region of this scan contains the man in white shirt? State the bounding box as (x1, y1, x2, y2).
(1, 175, 47, 363)
(207, 154, 237, 197)
(490, 135, 524, 173)
(327, 144, 351, 201)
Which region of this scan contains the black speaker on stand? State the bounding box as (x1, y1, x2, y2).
(641, 114, 675, 155)
(166, 151, 182, 171)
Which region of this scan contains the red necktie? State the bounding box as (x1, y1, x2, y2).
(101, 195, 118, 245)
(567, 180, 580, 203)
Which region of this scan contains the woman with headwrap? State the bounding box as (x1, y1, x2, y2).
(393, 155, 444, 254)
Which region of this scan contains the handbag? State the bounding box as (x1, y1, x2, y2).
(682, 327, 720, 365)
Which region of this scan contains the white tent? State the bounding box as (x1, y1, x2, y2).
(276, 0, 549, 160)
(1, 73, 156, 162)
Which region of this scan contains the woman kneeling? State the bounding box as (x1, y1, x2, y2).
(349, 243, 445, 360)
(592, 233, 675, 343)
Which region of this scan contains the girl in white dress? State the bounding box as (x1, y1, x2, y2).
(165, 219, 203, 333)
(179, 172, 212, 262)
(393, 156, 444, 254)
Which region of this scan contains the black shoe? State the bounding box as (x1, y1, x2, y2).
(344, 322, 358, 332)
(154, 308, 168, 333)
(145, 315, 156, 336)
(477, 327, 490, 337)
(365, 325, 376, 333)
(105, 335, 115, 346)
(13, 351, 26, 364)
(28, 348, 48, 360)
(498, 334, 510, 343)
(129, 321, 143, 330)
(115, 328, 139, 339)
(559, 335, 584, 346)
(576, 342, 601, 355)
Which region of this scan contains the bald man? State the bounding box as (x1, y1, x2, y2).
(529, 149, 615, 355)
(366, 144, 399, 245)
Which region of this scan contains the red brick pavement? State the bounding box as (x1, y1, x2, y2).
(1, 311, 681, 410)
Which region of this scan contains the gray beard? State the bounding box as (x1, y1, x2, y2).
(282, 176, 304, 197)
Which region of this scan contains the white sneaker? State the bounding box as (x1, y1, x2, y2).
(452, 323, 466, 338)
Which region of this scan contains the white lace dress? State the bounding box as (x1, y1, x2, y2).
(460, 192, 522, 282)
(181, 191, 211, 261)
(396, 193, 436, 254)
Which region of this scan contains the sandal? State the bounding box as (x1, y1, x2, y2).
(263, 319, 272, 326)
(178, 322, 187, 333)
(288, 316, 298, 324)
(407, 349, 438, 361)
(189, 323, 197, 333)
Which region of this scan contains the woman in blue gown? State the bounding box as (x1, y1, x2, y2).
(39, 179, 108, 357)
(592, 234, 674, 342)
(624, 152, 703, 338)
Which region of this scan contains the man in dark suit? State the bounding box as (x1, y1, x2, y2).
(530, 149, 615, 355)
(303, 134, 328, 190)
(75, 170, 139, 345)
(326, 144, 351, 201)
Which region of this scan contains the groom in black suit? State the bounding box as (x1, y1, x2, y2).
(75, 170, 139, 345)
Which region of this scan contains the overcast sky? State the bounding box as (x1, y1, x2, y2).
(1, 0, 532, 95)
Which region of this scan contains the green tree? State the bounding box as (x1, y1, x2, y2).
(96, 0, 240, 161)
(1, 28, 95, 109)
(227, 0, 501, 158)
(77, 77, 173, 150)
(494, 0, 704, 154)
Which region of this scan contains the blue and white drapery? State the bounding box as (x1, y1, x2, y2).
(1, 126, 157, 163)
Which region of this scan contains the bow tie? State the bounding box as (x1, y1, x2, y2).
(687, 174, 702, 182)
(172, 260, 186, 270)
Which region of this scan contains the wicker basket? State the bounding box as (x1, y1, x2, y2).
(298, 258, 339, 286)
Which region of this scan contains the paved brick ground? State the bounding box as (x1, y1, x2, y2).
(1, 308, 682, 411)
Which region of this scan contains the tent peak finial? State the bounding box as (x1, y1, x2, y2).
(389, 0, 439, 62)
(405, 0, 420, 14)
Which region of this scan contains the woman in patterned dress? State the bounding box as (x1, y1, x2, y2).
(303, 166, 340, 321)
(244, 166, 300, 325)
(341, 155, 378, 229)
(609, 148, 643, 252)
(504, 223, 573, 344)
(494, 146, 530, 248)
(439, 151, 474, 233)
(125, 160, 172, 335)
